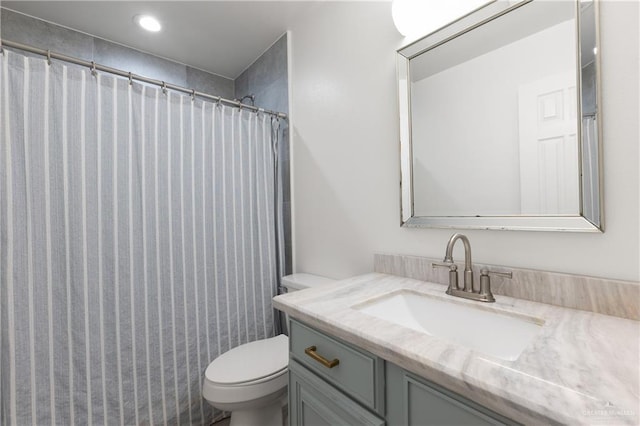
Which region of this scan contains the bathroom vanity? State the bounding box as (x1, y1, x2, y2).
(288, 319, 516, 425)
(273, 272, 640, 425)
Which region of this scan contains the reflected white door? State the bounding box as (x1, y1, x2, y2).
(518, 72, 579, 215)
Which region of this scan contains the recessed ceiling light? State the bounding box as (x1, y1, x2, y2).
(134, 15, 161, 32)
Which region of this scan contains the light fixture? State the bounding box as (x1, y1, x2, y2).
(392, 0, 491, 38)
(134, 14, 161, 32)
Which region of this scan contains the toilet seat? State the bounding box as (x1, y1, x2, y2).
(205, 334, 289, 385)
(203, 368, 288, 407)
(203, 334, 289, 408)
(208, 366, 287, 387)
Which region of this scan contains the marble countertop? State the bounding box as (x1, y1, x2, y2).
(273, 273, 640, 425)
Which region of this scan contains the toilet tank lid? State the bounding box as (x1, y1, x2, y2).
(205, 334, 289, 385)
(281, 273, 336, 291)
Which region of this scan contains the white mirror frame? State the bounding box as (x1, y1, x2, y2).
(397, 0, 603, 232)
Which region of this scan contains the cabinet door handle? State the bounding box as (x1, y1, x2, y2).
(304, 345, 340, 369)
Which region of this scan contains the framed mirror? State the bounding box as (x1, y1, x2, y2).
(397, 0, 602, 232)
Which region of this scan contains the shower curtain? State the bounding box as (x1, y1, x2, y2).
(581, 116, 600, 226)
(0, 50, 281, 425)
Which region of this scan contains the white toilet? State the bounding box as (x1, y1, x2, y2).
(202, 273, 335, 426)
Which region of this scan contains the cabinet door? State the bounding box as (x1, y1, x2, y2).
(289, 319, 385, 415)
(289, 360, 385, 426)
(386, 363, 517, 426)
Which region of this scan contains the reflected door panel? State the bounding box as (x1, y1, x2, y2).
(518, 72, 579, 215)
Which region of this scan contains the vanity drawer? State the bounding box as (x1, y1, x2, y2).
(289, 319, 385, 415)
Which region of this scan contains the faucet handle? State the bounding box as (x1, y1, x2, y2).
(432, 262, 459, 291)
(432, 262, 456, 270)
(478, 268, 512, 302)
(480, 268, 512, 280)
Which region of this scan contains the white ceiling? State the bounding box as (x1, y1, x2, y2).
(2, 1, 320, 79)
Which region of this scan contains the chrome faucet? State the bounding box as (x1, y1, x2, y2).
(432, 233, 511, 303)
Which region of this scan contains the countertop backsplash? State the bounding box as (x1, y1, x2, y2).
(374, 253, 640, 321)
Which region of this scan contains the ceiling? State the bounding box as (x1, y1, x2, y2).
(1, 1, 320, 79)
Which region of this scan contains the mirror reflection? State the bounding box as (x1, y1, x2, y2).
(398, 0, 602, 231)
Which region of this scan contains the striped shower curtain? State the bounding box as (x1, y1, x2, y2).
(581, 116, 600, 226)
(0, 50, 280, 425)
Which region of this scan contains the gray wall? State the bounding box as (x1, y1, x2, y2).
(0, 8, 234, 98)
(236, 34, 292, 276)
(235, 34, 288, 114)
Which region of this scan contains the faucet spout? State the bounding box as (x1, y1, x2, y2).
(443, 233, 474, 292)
(434, 233, 502, 303)
(444, 233, 472, 270)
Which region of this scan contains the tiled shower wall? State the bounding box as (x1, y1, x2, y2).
(1, 8, 292, 276)
(235, 34, 292, 276)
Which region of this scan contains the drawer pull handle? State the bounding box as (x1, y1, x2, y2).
(304, 345, 340, 369)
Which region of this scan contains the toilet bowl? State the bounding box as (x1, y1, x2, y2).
(203, 335, 289, 426)
(202, 273, 335, 426)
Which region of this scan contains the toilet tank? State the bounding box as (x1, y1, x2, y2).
(278, 274, 335, 335)
(280, 273, 335, 293)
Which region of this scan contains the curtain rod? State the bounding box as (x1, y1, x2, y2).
(0, 38, 288, 120)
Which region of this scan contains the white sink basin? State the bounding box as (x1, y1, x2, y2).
(353, 290, 544, 361)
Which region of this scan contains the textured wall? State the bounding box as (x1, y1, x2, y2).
(235, 34, 288, 114)
(288, 1, 639, 282)
(0, 8, 234, 98)
(235, 34, 292, 276)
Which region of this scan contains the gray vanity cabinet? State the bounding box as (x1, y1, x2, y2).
(385, 363, 516, 426)
(289, 319, 518, 426)
(289, 320, 385, 415)
(289, 359, 385, 426)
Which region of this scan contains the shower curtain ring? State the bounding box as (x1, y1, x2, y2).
(191, 89, 196, 101)
(90, 61, 97, 76)
(128, 72, 133, 86)
(46, 50, 52, 66)
(216, 96, 222, 108)
(161, 81, 167, 94)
